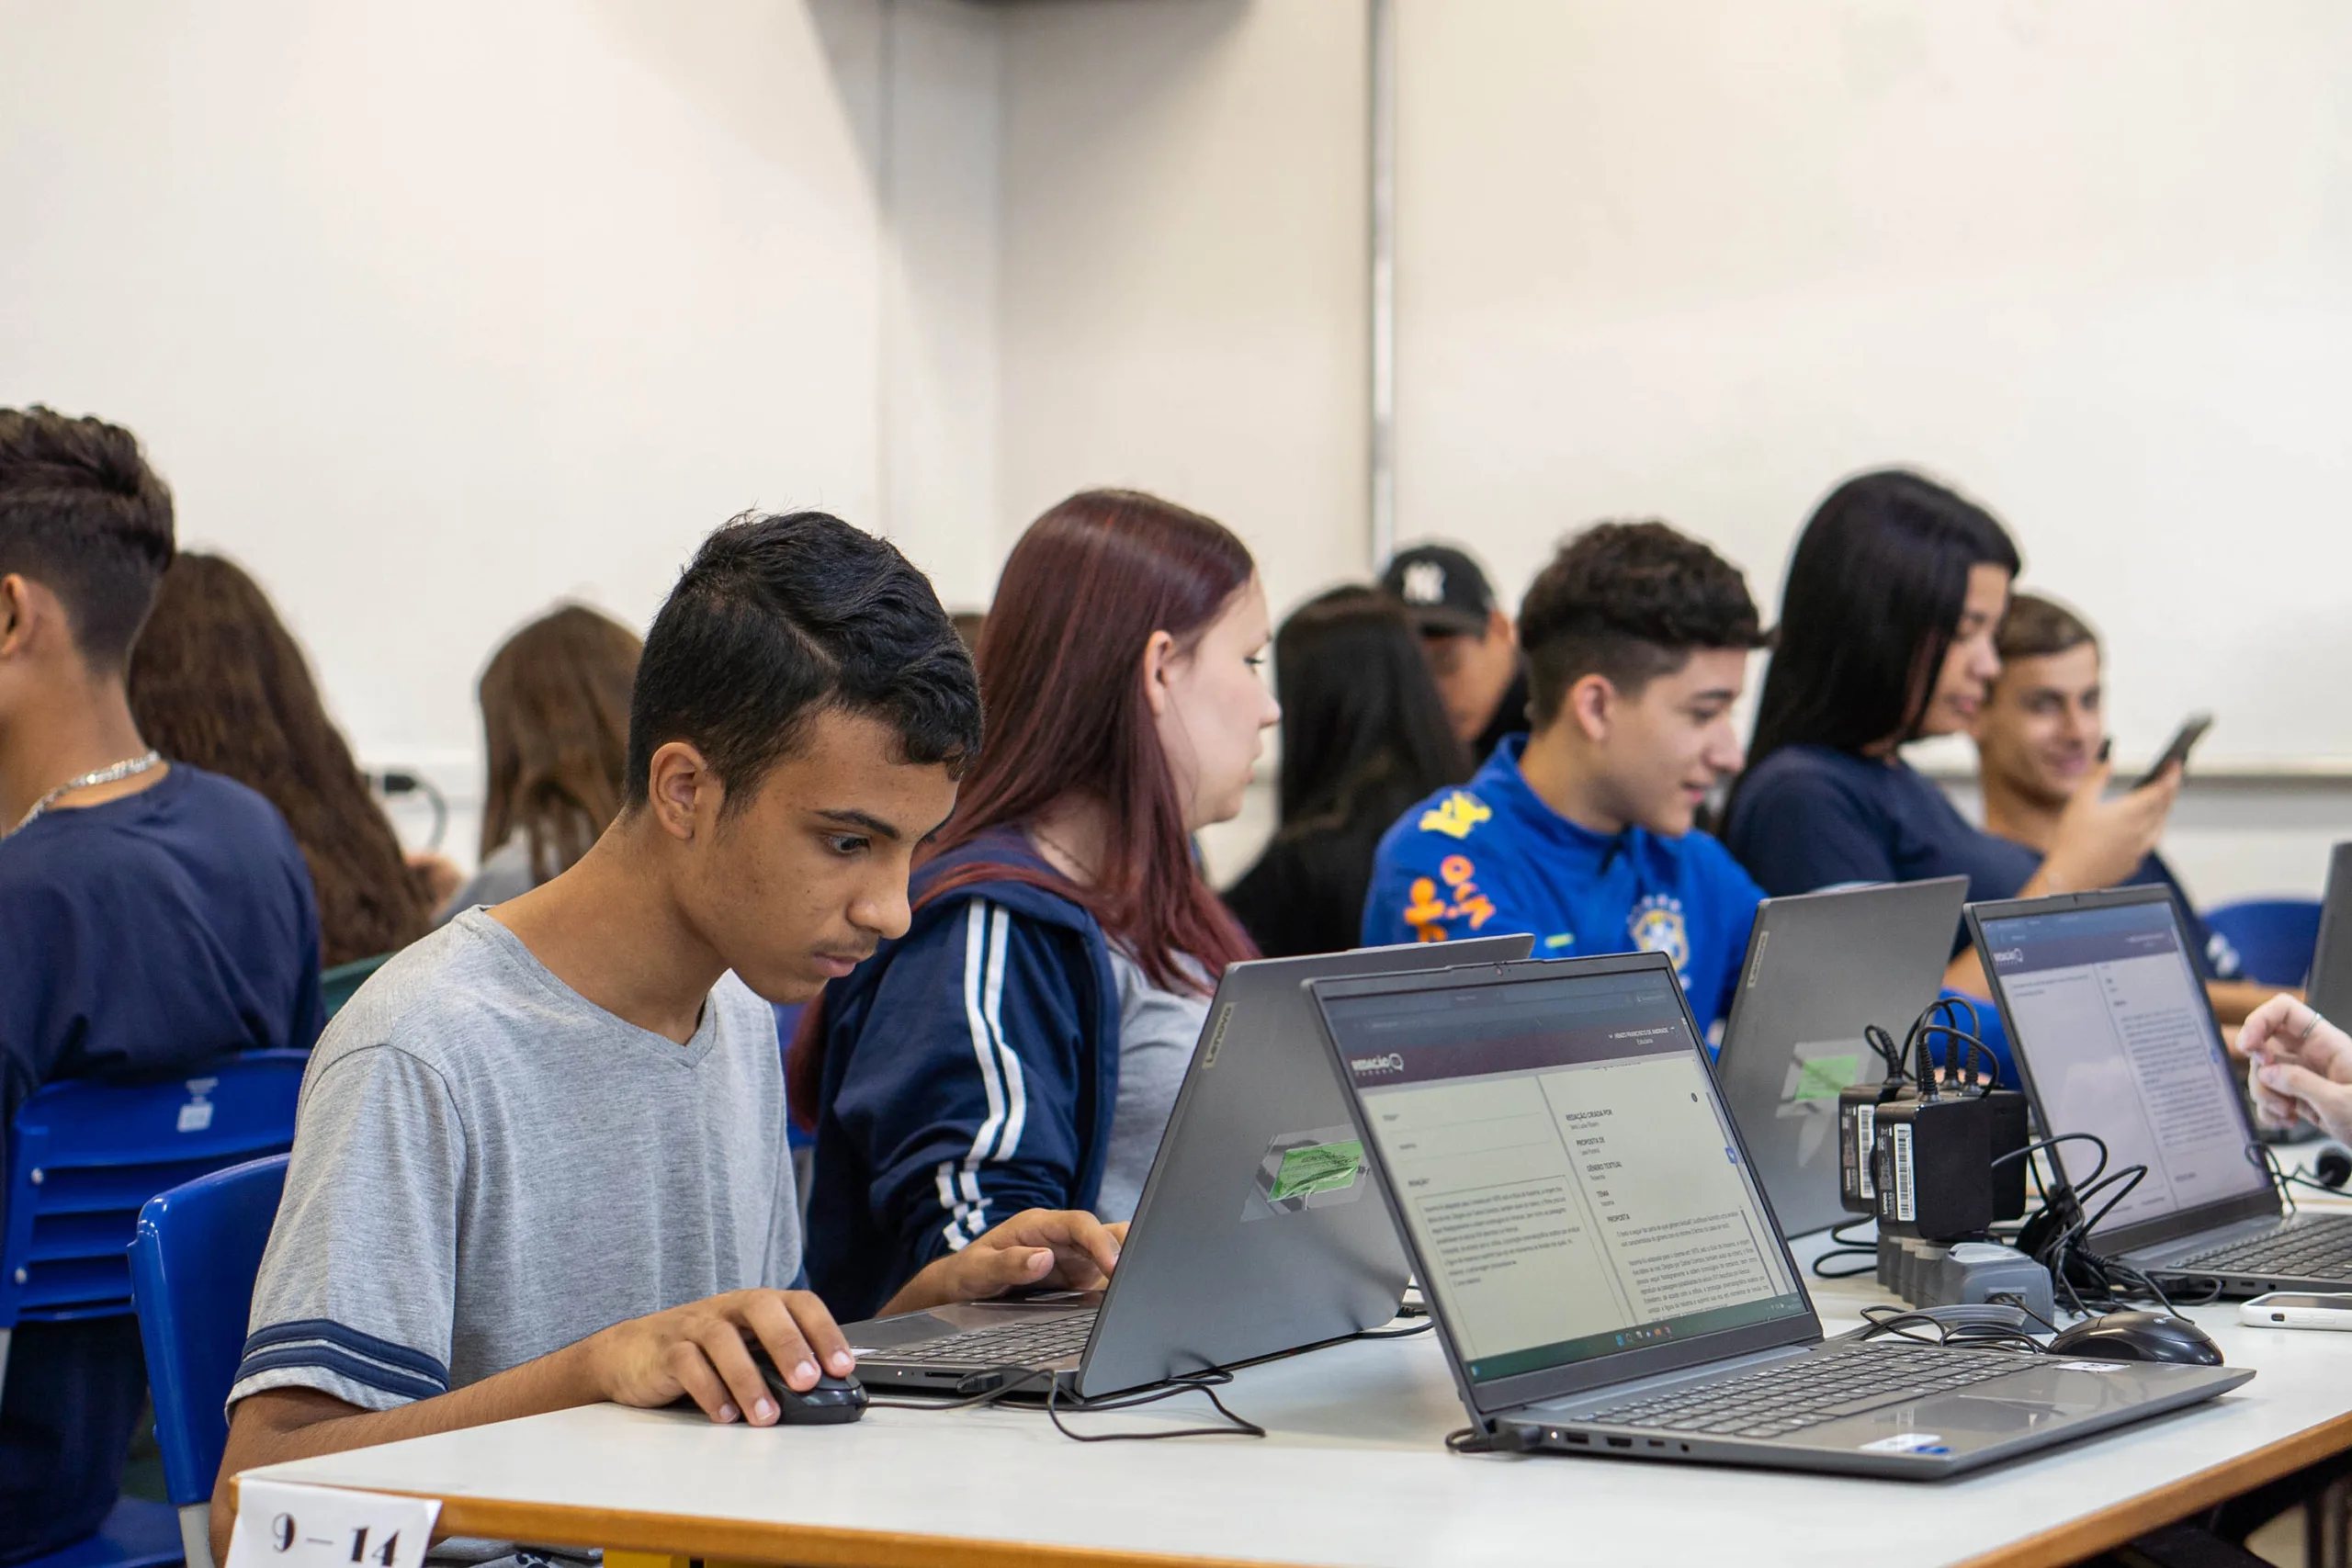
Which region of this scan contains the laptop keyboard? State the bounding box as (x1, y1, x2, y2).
(2177, 1214, 2352, 1278)
(871, 1311, 1098, 1368)
(1585, 1344, 2028, 1438)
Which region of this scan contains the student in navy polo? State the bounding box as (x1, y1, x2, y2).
(1363, 521, 1770, 1033)
(0, 407, 323, 1563)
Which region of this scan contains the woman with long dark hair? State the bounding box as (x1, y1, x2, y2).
(796, 490, 1279, 1318)
(439, 604, 641, 916)
(127, 552, 430, 967)
(1724, 469, 2177, 980)
(1224, 586, 1469, 957)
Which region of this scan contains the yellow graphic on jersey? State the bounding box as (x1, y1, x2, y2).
(1417, 791, 1492, 840)
(1627, 897, 1691, 974)
(1402, 853, 1496, 942)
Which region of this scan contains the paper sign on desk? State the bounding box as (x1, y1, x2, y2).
(226, 1479, 440, 1568)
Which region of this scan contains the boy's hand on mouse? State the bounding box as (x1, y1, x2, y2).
(887, 1211, 1128, 1314)
(582, 1288, 856, 1427)
(2235, 994, 2352, 1142)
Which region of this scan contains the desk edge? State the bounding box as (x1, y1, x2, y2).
(232, 1406, 2352, 1568)
(1950, 1408, 2352, 1568)
(230, 1474, 1291, 1568)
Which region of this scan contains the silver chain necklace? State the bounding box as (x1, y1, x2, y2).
(6, 750, 163, 839)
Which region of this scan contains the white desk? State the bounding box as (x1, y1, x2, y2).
(240, 1243, 2352, 1568)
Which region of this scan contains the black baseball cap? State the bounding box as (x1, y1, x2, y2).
(1380, 542, 1497, 636)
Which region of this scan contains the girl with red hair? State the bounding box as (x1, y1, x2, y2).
(797, 490, 1279, 1319)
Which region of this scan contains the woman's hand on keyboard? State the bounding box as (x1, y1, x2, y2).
(887, 1212, 1130, 1314)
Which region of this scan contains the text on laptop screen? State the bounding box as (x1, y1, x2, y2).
(1323, 968, 1804, 1384)
(1982, 898, 2268, 1228)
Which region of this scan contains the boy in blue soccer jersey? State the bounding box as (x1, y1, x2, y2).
(1363, 521, 1770, 1032)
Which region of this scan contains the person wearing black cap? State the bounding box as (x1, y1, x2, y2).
(1380, 542, 1531, 764)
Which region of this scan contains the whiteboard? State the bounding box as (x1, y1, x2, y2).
(1394, 0, 2352, 768)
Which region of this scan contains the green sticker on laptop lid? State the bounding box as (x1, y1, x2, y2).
(1242, 1124, 1369, 1221)
(1268, 1139, 1365, 1202)
(1789, 1054, 1860, 1102)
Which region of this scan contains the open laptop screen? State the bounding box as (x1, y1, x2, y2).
(1979, 895, 2268, 1229)
(1321, 965, 1804, 1386)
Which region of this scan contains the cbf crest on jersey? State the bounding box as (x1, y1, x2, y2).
(1626, 893, 1691, 981)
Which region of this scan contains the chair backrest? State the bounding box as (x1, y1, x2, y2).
(1, 1052, 306, 1332)
(2203, 898, 2325, 988)
(320, 953, 393, 1020)
(130, 1155, 289, 1506)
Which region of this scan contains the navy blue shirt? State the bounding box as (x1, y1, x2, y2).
(0, 763, 324, 1122)
(0, 763, 322, 1559)
(1723, 743, 2234, 978)
(1725, 745, 2038, 908)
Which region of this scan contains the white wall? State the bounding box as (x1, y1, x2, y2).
(997, 0, 1369, 616)
(995, 0, 1369, 883)
(1393, 0, 2352, 773)
(0, 0, 1002, 865)
(10, 0, 2347, 902)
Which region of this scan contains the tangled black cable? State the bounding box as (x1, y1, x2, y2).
(865, 1362, 1265, 1441)
(1444, 1423, 1537, 1455)
(1848, 1303, 2045, 1356)
(1810, 1215, 1883, 1280)
(859, 1315, 1437, 1443)
(1352, 1318, 1438, 1341)
(2012, 1132, 2223, 1314)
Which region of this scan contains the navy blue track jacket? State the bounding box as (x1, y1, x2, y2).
(803, 831, 1122, 1320)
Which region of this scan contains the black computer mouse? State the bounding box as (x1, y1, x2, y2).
(751, 1348, 867, 1424)
(2048, 1311, 2223, 1367)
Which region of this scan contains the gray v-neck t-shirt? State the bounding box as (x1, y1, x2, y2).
(230, 909, 800, 1416)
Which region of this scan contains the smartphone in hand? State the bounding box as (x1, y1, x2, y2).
(2134, 713, 2213, 790)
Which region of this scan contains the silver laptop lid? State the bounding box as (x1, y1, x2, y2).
(2307, 843, 2352, 1023)
(1075, 933, 1532, 1396)
(1311, 953, 1815, 1419)
(1714, 877, 1969, 1237)
(1970, 886, 2274, 1251)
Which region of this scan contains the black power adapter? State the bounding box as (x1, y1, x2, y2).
(1866, 1002, 2016, 1242)
(1839, 1077, 1903, 1216)
(1871, 1089, 1992, 1239)
(1985, 1089, 2030, 1222)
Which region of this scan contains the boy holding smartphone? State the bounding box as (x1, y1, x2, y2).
(1970, 592, 2270, 1022)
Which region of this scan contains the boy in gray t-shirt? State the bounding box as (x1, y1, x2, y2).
(215, 514, 1128, 1562)
(232, 910, 800, 1416)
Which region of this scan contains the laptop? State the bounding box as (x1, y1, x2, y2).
(2305, 842, 2352, 1024)
(1713, 877, 1969, 1238)
(1970, 885, 2352, 1296)
(839, 933, 1534, 1399)
(1306, 952, 2249, 1476)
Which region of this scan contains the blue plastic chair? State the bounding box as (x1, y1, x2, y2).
(1, 1053, 305, 1568)
(2203, 899, 2324, 988)
(128, 1156, 289, 1568)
